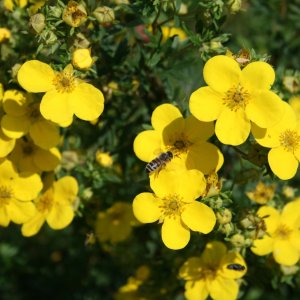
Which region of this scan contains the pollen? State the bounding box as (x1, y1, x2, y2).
(53, 69, 76, 93)
(274, 224, 292, 240)
(166, 134, 192, 155)
(0, 185, 13, 207)
(223, 84, 250, 111)
(159, 194, 185, 220)
(36, 190, 54, 212)
(279, 129, 300, 152)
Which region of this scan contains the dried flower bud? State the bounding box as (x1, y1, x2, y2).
(30, 13, 46, 34)
(72, 48, 93, 69)
(63, 1, 87, 27)
(93, 6, 115, 26)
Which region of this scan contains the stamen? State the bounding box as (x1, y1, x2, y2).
(166, 134, 192, 155)
(223, 84, 250, 111)
(279, 130, 300, 152)
(159, 194, 185, 221)
(0, 185, 13, 207)
(36, 190, 54, 212)
(274, 224, 292, 240)
(53, 68, 76, 93)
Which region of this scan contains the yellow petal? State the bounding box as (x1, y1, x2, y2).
(215, 109, 250, 145)
(201, 241, 227, 266)
(7, 199, 36, 224)
(257, 206, 280, 234)
(187, 142, 224, 174)
(3, 89, 30, 116)
(290, 231, 300, 251)
(179, 257, 203, 280)
(184, 115, 214, 142)
(1, 115, 30, 138)
(132, 192, 161, 223)
(203, 55, 241, 93)
(251, 235, 273, 256)
(220, 252, 247, 279)
(189, 87, 223, 122)
(273, 240, 300, 266)
(40, 91, 73, 125)
(151, 103, 182, 131)
(209, 277, 239, 300)
(33, 147, 61, 171)
(246, 91, 285, 128)
(281, 199, 300, 228)
(161, 216, 190, 249)
(133, 130, 163, 162)
(241, 61, 275, 91)
(21, 213, 45, 237)
(268, 147, 298, 180)
(14, 173, 43, 201)
(184, 280, 209, 300)
(54, 176, 78, 204)
(162, 117, 185, 145)
(150, 169, 206, 203)
(46, 203, 74, 229)
(29, 120, 60, 149)
(71, 83, 104, 121)
(252, 102, 296, 148)
(181, 201, 216, 234)
(17, 60, 55, 93)
(0, 207, 10, 227)
(0, 159, 18, 182)
(0, 129, 15, 158)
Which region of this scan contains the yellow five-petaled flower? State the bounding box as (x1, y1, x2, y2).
(190, 55, 285, 146)
(17, 60, 104, 127)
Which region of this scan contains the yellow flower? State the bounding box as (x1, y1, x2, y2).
(252, 102, 300, 180)
(95, 202, 135, 243)
(0, 159, 42, 227)
(161, 26, 187, 43)
(114, 265, 150, 300)
(251, 200, 300, 266)
(179, 241, 247, 300)
(0, 127, 15, 158)
(0, 28, 11, 43)
(246, 181, 275, 204)
(72, 48, 93, 70)
(9, 138, 61, 173)
(95, 150, 113, 167)
(1, 89, 60, 149)
(134, 104, 223, 175)
(190, 55, 285, 145)
(17, 60, 104, 126)
(21, 176, 78, 236)
(289, 96, 300, 119)
(63, 1, 87, 27)
(3, 0, 27, 11)
(133, 170, 216, 250)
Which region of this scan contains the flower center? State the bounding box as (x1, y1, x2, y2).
(274, 224, 292, 240)
(36, 190, 54, 213)
(28, 103, 41, 121)
(279, 129, 300, 152)
(166, 134, 192, 156)
(0, 185, 13, 207)
(159, 194, 184, 221)
(223, 84, 250, 111)
(202, 266, 217, 281)
(53, 69, 76, 93)
(22, 143, 35, 156)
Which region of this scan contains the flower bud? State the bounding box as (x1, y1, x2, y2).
(227, 0, 242, 14)
(217, 208, 232, 224)
(0, 28, 11, 43)
(93, 6, 115, 26)
(30, 13, 46, 34)
(72, 48, 93, 70)
(219, 223, 234, 235)
(63, 1, 87, 27)
(96, 150, 113, 167)
(230, 233, 245, 248)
